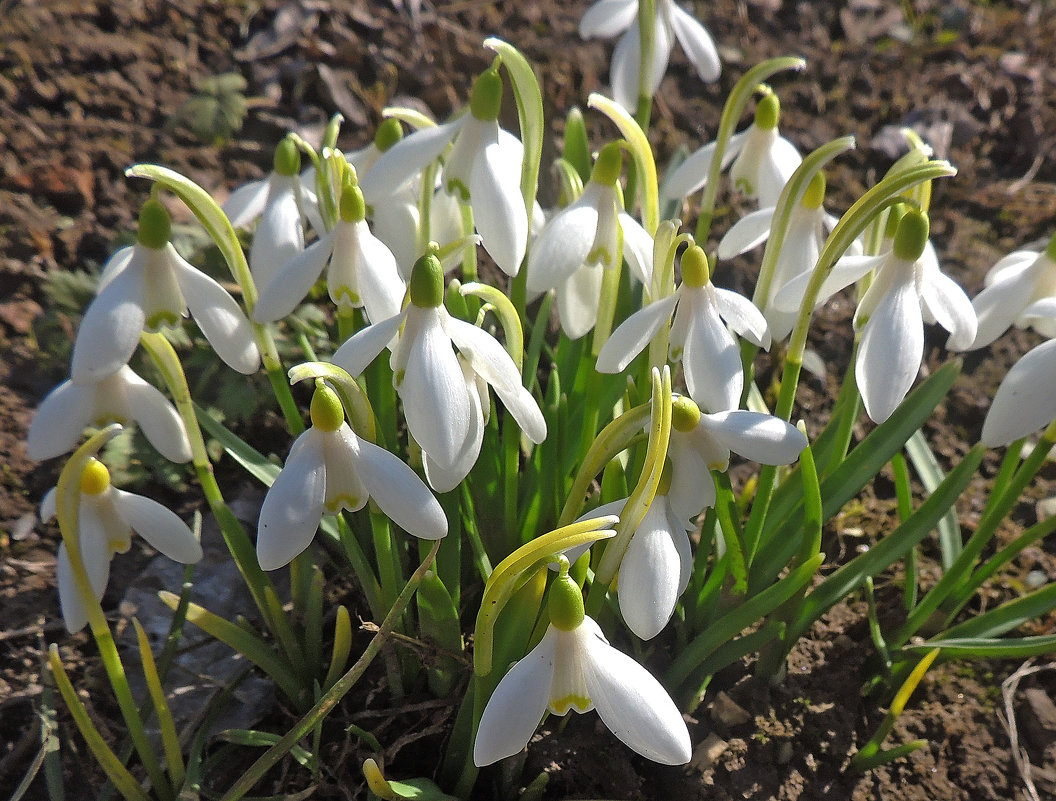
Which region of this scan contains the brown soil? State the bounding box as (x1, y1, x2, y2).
(3, 1, 1056, 799)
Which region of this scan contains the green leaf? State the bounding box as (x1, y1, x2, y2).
(936, 581, 1056, 642)
(216, 730, 317, 770)
(900, 634, 1056, 660)
(904, 429, 961, 569)
(752, 359, 962, 591)
(194, 402, 280, 486)
(788, 444, 984, 639)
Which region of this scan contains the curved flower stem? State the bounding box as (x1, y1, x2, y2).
(54, 427, 172, 799)
(693, 56, 807, 244)
(125, 163, 304, 436)
(139, 332, 290, 656)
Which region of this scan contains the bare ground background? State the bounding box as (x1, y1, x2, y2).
(2, 0, 1056, 799)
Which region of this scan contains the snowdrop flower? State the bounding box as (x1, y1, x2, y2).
(256, 381, 446, 571)
(720, 172, 855, 341)
(964, 232, 1056, 350)
(812, 209, 975, 423)
(43, 458, 202, 632)
(474, 561, 691, 766)
(253, 180, 405, 325)
(69, 199, 260, 382)
(575, 470, 693, 640)
(579, 0, 720, 112)
(359, 67, 528, 277)
(597, 245, 770, 412)
(331, 251, 547, 491)
(527, 143, 653, 339)
(667, 395, 807, 522)
(27, 365, 191, 463)
(662, 93, 802, 210)
(223, 137, 309, 286)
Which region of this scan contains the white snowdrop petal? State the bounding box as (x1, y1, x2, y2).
(921, 270, 977, 351)
(618, 501, 684, 640)
(579, 0, 638, 38)
(122, 367, 192, 463)
(97, 246, 136, 293)
(984, 250, 1037, 287)
(444, 317, 522, 394)
(356, 438, 447, 539)
(680, 290, 743, 414)
(473, 627, 558, 766)
(718, 207, 776, 259)
(982, 338, 1056, 447)
(360, 119, 461, 202)
(423, 362, 484, 492)
(256, 430, 327, 570)
(401, 308, 472, 469)
(26, 379, 95, 461)
(331, 311, 405, 378)
(714, 287, 772, 349)
(968, 264, 1036, 349)
(582, 629, 692, 764)
(704, 409, 808, 465)
(597, 293, 679, 374)
(755, 136, 803, 208)
(71, 266, 147, 382)
(667, 431, 717, 521)
(471, 127, 528, 277)
(668, 2, 720, 82)
(253, 233, 334, 323)
(526, 198, 599, 292)
(250, 179, 304, 287)
(173, 250, 261, 374)
(619, 213, 654, 285)
(222, 178, 269, 229)
(772, 253, 888, 313)
(610, 20, 675, 114)
(856, 278, 924, 423)
(112, 489, 202, 563)
(347, 224, 406, 324)
(557, 262, 604, 340)
(57, 543, 105, 633)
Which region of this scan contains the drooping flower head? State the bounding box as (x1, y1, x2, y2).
(253, 176, 406, 325)
(359, 66, 529, 277)
(43, 458, 202, 632)
(473, 558, 691, 766)
(27, 364, 192, 464)
(965, 230, 1056, 350)
(597, 245, 771, 412)
(70, 198, 260, 382)
(527, 143, 653, 339)
(256, 381, 447, 571)
(331, 251, 546, 492)
(579, 0, 720, 112)
(662, 92, 802, 210)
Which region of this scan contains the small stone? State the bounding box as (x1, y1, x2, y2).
(689, 733, 729, 773)
(711, 691, 752, 727)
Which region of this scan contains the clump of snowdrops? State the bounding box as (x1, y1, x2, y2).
(26, 1, 1056, 799)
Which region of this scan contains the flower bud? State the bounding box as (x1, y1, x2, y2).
(273, 136, 301, 177)
(802, 171, 826, 210)
(547, 567, 585, 632)
(680, 245, 710, 288)
(671, 396, 702, 432)
(309, 381, 345, 432)
(893, 208, 929, 262)
(1046, 231, 1056, 262)
(590, 142, 623, 187)
(754, 92, 780, 131)
(883, 202, 907, 242)
(409, 252, 445, 308)
(469, 67, 503, 122)
(374, 117, 404, 152)
(136, 198, 171, 250)
(80, 458, 111, 496)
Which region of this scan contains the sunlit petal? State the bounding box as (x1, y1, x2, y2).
(702, 409, 807, 465)
(597, 293, 679, 373)
(355, 435, 447, 539)
(71, 265, 147, 382)
(122, 366, 193, 463)
(668, 2, 720, 83)
(718, 206, 775, 259)
(579, 0, 638, 38)
(618, 500, 684, 640)
(856, 277, 924, 423)
(331, 311, 405, 378)
(360, 119, 461, 202)
(471, 127, 529, 276)
(256, 429, 326, 570)
(253, 232, 334, 323)
(112, 489, 202, 563)
(982, 338, 1056, 446)
(473, 626, 557, 766)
